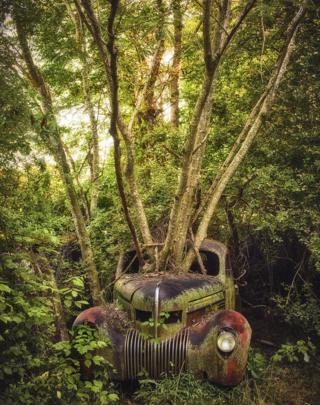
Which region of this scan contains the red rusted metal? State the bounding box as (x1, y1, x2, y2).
(73, 306, 107, 327)
(188, 310, 251, 386)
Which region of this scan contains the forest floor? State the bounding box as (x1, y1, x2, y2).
(237, 307, 320, 405)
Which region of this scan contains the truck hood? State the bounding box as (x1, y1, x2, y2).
(114, 273, 223, 311)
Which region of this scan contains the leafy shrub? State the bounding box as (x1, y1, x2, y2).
(0, 253, 54, 389)
(3, 324, 120, 404)
(0, 254, 119, 404)
(274, 282, 320, 341)
(272, 339, 316, 363)
(246, 349, 269, 379)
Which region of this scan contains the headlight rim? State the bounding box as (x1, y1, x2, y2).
(217, 328, 237, 354)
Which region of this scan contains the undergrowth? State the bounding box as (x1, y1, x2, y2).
(131, 350, 320, 405)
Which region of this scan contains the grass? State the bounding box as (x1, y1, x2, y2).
(125, 354, 320, 405)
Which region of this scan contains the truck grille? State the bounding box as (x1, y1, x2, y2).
(124, 329, 189, 379)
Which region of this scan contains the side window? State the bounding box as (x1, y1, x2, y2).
(118, 250, 140, 274)
(189, 251, 220, 276)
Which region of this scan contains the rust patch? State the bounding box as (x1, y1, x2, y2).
(187, 307, 206, 326)
(73, 304, 132, 333)
(214, 310, 247, 335)
(188, 310, 251, 347)
(187, 310, 251, 386)
(73, 306, 106, 326)
(225, 358, 238, 385)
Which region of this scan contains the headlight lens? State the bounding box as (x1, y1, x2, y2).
(217, 330, 236, 353)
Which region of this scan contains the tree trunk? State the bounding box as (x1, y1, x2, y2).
(64, 141, 91, 221)
(30, 251, 69, 342)
(15, 14, 102, 304)
(143, 0, 165, 125)
(170, 0, 182, 128)
(106, 0, 144, 265)
(77, 0, 154, 247)
(77, 19, 100, 215)
(171, 82, 216, 268)
(65, 1, 100, 214)
(159, 0, 239, 270)
(169, 0, 232, 268)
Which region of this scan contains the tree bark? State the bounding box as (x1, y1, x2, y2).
(170, 0, 182, 127)
(170, 0, 232, 268)
(64, 141, 91, 221)
(77, 17, 100, 215)
(106, 0, 144, 265)
(15, 13, 102, 304)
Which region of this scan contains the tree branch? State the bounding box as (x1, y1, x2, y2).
(182, 3, 307, 271)
(77, 0, 153, 246)
(170, 0, 182, 127)
(107, 0, 144, 266)
(217, 0, 256, 60)
(14, 10, 102, 303)
(158, 0, 254, 270)
(203, 0, 213, 72)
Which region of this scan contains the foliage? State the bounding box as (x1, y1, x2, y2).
(133, 352, 320, 405)
(246, 349, 269, 379)
(61, 276, 89, 311)
(0, 253, 54, 389)
(272, 339, 316, 364)
(134, 372, 229, 405)
(274, 282, 320, 342)
(1, 273, 120, 405)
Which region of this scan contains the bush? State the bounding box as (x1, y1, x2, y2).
(0, 254, 119, 404)
(274, 282, 320, 343)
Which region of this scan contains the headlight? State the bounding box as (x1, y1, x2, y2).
(217, 330, 236, 353)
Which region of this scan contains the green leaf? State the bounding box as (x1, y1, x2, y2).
(4, 366, 12, 375)
(72, 278, 84, 288)
(0, 283, 11, 293)
(84, 359, 92, 368)
(108, 393, 119, 402)
(92, 355, 105, 365)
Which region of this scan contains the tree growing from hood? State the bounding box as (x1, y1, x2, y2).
(75, 0, 309, 274)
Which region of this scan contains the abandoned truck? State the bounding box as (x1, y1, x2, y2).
(73, 239, 251, 386)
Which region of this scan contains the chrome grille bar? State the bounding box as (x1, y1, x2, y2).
(124, 329, 189, 379)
